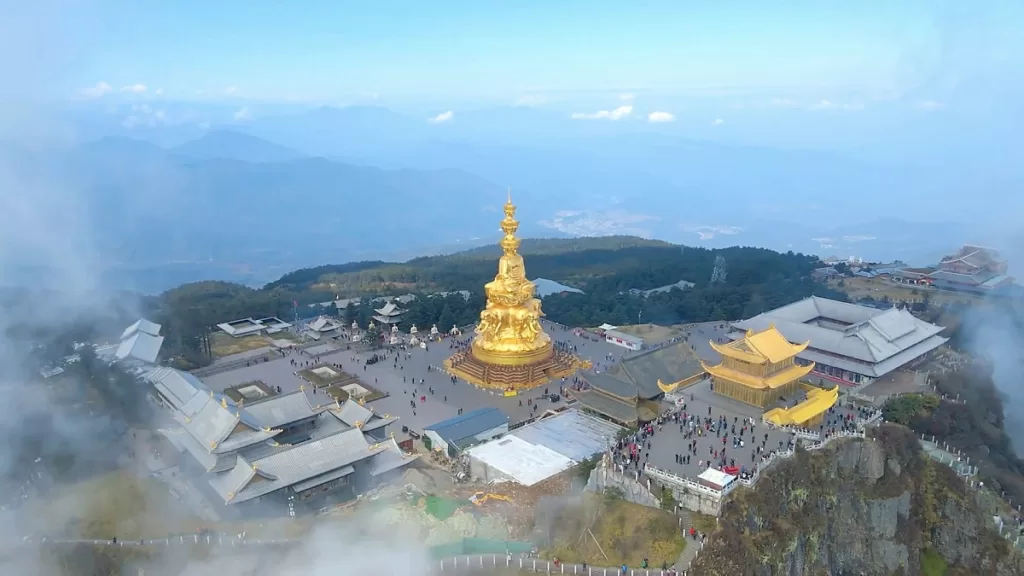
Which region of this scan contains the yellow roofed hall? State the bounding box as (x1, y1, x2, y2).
(701, 325, 815, 408)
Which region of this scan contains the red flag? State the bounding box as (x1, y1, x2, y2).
(293, 300, 298, 308)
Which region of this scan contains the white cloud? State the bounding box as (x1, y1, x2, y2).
(619, 93, 635, 101)
(224, 86, 238, 95)
(647, 111, 675, 123)
(810, 99, 864, 111)
(570, 105, 633, 121)
(197, 122, 211, 130)
(80, 81, 112, 98)
(427, 110, 454, 124)
(233, 106, 250, 121)
(711, 118, 725, 126)
(154, 88, 163, 96)
(768, 98, 800, 108)
(120, 83, 146, 94)
(918, 100, 945, 111)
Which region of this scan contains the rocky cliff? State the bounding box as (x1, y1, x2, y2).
(690, 424, 1024, 576)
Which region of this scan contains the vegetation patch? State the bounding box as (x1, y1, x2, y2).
(209, 332, 270, 357)
(540, 493, 685, 568)
(920, 547, 948, 576)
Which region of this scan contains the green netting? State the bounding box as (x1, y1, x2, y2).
(429, 538, 534, 559)
(422, 496, 464, 520)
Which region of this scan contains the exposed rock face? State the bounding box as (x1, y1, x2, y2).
(691, 425, 1024, 576)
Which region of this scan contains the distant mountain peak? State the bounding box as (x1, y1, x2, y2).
(172, 130, 305, 163)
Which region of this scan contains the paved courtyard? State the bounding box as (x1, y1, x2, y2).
(678, 322, 733, 362)
(200, 320, 632, 440)
(624, 379, 869, 481)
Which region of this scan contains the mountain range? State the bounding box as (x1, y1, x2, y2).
(7, 103, 1021, 292)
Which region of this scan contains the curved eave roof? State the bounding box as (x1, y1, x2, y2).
(701, 360, 815, 390)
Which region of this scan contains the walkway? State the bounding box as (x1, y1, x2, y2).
(673, 508, 702, 571)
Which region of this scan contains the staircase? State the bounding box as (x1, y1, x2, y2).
(675, 508, 701, 571)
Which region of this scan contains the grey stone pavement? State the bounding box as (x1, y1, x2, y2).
(632, 382, 868, 482)
(201, 321, 632, 439)
(678, 322, 732, 362)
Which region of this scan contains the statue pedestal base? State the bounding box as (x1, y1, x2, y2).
(445, 346, 581, 391)
(470, 339, 553, 367)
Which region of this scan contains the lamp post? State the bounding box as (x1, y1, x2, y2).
(638, 310, 643, 325)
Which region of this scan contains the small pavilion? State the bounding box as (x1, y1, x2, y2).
(372, 301, 405, 329)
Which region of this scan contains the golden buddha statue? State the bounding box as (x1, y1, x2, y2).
(471, 192, 553, 365)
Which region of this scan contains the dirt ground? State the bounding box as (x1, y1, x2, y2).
(829, 277, 982, 307)
(614, 323, 681, 345)
(210, 333, 277, 357)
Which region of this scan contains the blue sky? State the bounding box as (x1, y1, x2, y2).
(58, 0, 1021, 108)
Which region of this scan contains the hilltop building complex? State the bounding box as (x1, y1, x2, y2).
(891, 245, 1013, 294)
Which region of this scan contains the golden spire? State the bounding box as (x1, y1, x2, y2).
(499, 191, 521, 256)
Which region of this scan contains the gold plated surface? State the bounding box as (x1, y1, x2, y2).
(473, 192, 552, 361)
(445, 192, 581, 390)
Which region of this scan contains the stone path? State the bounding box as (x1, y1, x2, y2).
(673, 509, 700, 571)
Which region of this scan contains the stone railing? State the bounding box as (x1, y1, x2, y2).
(760, 418, 822, 441)
(644, 465, 734, 498)
(437, 553, 698, 575)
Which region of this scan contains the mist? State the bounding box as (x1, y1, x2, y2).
(0, 3, 438, 573)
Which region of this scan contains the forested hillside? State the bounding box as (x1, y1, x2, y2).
(147, 237, 845, 366)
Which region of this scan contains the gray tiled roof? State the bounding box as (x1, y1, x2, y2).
(115, 332, 164, 364)
(619, 342, 702, 397)
(798, 334, 948, 378)
(584, 341, 701, 400)
(733, 296, 946, 364)
(245, 390, 327, 428)
(122, 318, 162, 340)
(332, 398, 373, 427)
(146, 366, 204, 409)
(290, 465, 355, 493)
(209, 428, 388, 504)
(370, 438, 420, 476)
(174, 394, 279, 454)
(571, 390, 640, 425)
(582, 371, 637, 400)
(160, 428, 233, 472)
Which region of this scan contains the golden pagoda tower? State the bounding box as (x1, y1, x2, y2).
(445, 192, 584, 390)
(701, 325, 815, 408)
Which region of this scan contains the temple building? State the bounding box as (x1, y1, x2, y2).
(701, 326, 815, 408)
(445, 193, 585, 390)
(149, 367, 416, 514)
(732, 296, 947, 386)
(891, 245, 1014, 295)
(574, 340, 703, 425)
(373, 301, 405, 328)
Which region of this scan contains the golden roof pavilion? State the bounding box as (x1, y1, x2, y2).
(701, 325, 815, 408)
(444, 192, 584, 390)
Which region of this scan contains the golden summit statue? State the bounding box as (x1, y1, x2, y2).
(445, 192, 585, 390)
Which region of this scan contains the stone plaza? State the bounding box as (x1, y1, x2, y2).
(200, 320, 634, 439)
